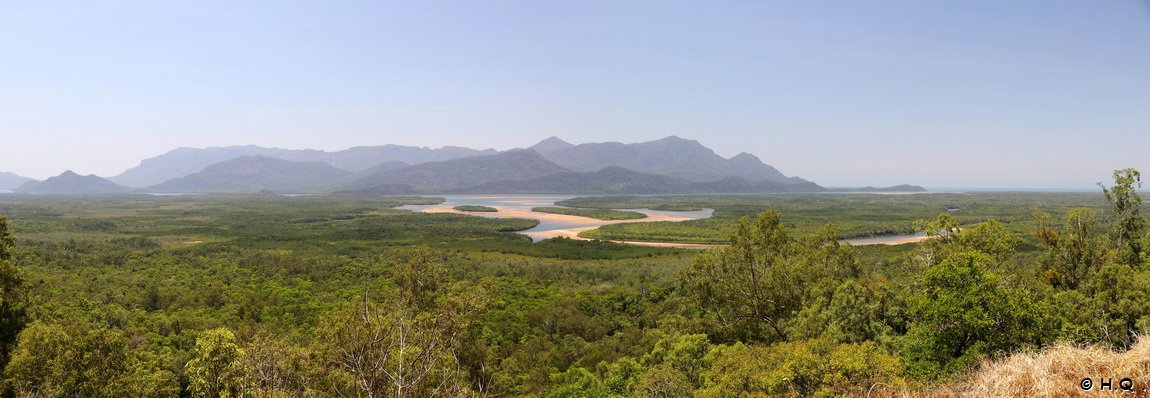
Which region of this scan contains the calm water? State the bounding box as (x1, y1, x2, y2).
(398, 195, 714, 242)
(399, 195, 924, 246)
(842, 232, 927, 246)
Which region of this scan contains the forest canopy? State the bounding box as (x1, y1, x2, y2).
(0, 170, 1143, 396)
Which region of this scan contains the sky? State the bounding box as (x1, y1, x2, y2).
(2, 1, 1149, 189)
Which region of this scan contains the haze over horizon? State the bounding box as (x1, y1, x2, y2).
(3, 1, 1148, 189)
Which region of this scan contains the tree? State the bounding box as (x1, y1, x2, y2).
(1100, 168, 1144, 267)
(1034, 208, 1108, 289)
(316, 248, 491, 398)
(186, 328, 246, 398)
(0, 215, 25, 374)
(240, 332, 318, 397)
(316, 295, 469, 398)
(917, 213, 961, 244)
(959, 220, 1021, 262)
(683, 210, 860, 343)
(698, 339, 905, 398)
(0, 215, 24, 372)
(681, 210, 804, 342)
(903, 252, 1051, 379)
(393, 246, 444, 311)
(4, 320, 178, 397)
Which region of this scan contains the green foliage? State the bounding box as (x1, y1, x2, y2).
(682, 210, 858, 342)
(902, 252, 1051, 379)
(647, 204, 703, 212)
(315, 294, 473, 397)
(1100, 168, 1144, 266)
(453, 205, 497, 212)
(532, 207, 647, 221)
(958, 219, 1021, 261)
(240, 332, 318, 397)
(0, 215, 24, 375)
(698, 339, 905, 398)
(1034, 208, 1109, 289)
(490, 237, 680, 260)
(916, 212, 961, 244)
(543, 366, 621, 398)
(0, 186, 1146, 395)
(564, 192, 1105, 244)
(1060, 262, 1150, 348)
(4, 320, 178, 397)
(186, 328, 246, 398)
(682, 210, 804, 341)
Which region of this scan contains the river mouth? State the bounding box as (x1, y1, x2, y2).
(398, 195, 927, 248)
(397, 195, 715, 246)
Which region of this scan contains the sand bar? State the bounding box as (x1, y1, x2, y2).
(408, 199, 928, 248)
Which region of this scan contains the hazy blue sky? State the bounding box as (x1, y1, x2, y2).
(2, 1, 1148, 188)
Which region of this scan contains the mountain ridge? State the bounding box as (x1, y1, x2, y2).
(540, 136, 800, 184)
(110, 144, 497, 187)
(339, 150, 570, 194)
(0, 172, 35, 190)
(147, 156, 352, 193)
(15, 171, 132, 194)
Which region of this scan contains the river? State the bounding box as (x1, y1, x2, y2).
(398, 195, 926, 248)
(397, 195, 713, 244)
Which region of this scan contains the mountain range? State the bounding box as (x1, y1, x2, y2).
(0, 172, 34, 191)
(6, 136, 926, 195)
(147, 156, 352, 193)
(110, 144, 497, 188)
(14, 171, 132, 194)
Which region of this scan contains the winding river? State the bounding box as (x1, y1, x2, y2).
(399, 195, 927, 248)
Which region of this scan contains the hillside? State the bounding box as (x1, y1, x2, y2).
(461, 166, 699, 194)
(111, 144, 496, 187)
(98, 137, 903, 194)
(462, 166, 824, 194)
(340, 161, 410, 183)
(0, 172, 34, 190)
(147, 156, 352, 193)
(527, 136, 575, 156)
(14, 171, 132, 194)
(340, 150, 569, 194)
(541, 136, 801, 183)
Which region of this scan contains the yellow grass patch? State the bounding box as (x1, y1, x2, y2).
(948, 338, 1150, 397)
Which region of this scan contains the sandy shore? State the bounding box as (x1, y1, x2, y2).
(842, 234, 932, 246)
(415, 205, 717, 248)
(415, 205, 928, 248)
(419, 205, 698, 225)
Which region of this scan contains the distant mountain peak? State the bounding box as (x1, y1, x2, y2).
(15, 170, 130, 194)
(540, 136, 801, 184)
(111, 144, 497, 187)
(147, 156, 351, 193)
(529, 137, 575, 156)
(641, 136, 711, 153)
(730, 152, 761, 162)
(0, 171, 36, 190)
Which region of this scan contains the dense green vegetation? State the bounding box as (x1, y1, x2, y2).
(531, 206, 647, 220)
(563, 192, 1109, 243)
(453, 205, 498, 212)
(0, 171, 1146, 396)
(647, 204, 703, 211)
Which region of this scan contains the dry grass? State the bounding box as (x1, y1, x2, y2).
(933, 337, 1150, 397)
